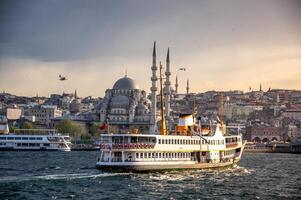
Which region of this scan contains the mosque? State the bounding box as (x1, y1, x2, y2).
(97, 42, 188, 134)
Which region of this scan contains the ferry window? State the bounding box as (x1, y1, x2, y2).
(31, 137, 36, 140)
(213, 141, 215, 145)
(159, 153, 161, 158)
(15, 137, 21, 140)
(162, 139, 165, 144)
(37, 138, 43, 140)
(29, 143, 35, 146)
(22, 137, 28, 140)
(17, 143, 21, 146)
(148, 153, 151, 158)
(162, 153, 165, 158)
(158, 139, 161, 144)
(144, 153, 147, 158)
(0, 137, 6, 140)
(172, 140, 175, 145)
(152, 153, 155, 158)
(140, 153, 143, 158)
(136, 153, 139, 158)
(168, 153, 171, 158)
(7, 137, 13, 140)
(43, 144, 50, 147)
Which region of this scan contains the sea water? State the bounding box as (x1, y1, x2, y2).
(0, 151, 300, 199)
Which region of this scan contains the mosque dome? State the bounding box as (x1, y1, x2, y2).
(113, 76, 139, 90)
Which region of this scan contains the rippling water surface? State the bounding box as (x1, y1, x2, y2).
(0, 152, 300, 199)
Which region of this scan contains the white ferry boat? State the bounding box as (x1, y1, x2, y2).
(96, 122, 245, 172)
(0, 129, 72, 151)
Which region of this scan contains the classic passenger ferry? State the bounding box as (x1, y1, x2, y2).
(96, 122, 245, 172)
(0, 129, 72, 151)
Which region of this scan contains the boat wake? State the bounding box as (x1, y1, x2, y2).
(0, 172, 131, 183)
(132, 165, 254, 182)
(36, 172, 130, 180)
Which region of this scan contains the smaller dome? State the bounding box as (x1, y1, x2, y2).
(113, 76, 139, 90)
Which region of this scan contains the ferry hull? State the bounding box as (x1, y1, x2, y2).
(0, 147, 71, 151)
(96, 159, 240, 172)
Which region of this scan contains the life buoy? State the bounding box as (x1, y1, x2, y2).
(134, 144, 137, 149)
(143, 143, 147, 149)
(124, 144, 128, 149)
(118, 144, 123, 149)
(138, 144, 141, 149)
(150, 144, 155, 148)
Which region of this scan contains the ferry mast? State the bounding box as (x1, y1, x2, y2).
(159, 62, 167, 135)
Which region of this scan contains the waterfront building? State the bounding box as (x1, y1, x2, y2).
(245, 124, 283, 142)
(28, 105, 62, 125)
(6, 107, 22, 120)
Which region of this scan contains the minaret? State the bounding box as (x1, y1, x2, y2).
(164, 48, 171, 128)
(260, 83, 262, 92)
(175, 76, 178, 94)
(186, 79, 189, 95)
(150, 41, 158, 132)
(74, 89, 78, 99)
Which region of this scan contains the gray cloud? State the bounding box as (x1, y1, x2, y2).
(1, 0, 301, 62)
(0, 0, 301, 96)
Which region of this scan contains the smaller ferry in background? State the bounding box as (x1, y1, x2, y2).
(0, 129, 72, 151)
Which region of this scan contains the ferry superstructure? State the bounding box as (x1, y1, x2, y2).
(0, 129, 72, 151)
(96, 123, 245, 172)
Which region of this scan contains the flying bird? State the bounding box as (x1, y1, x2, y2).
(59, 75, 67, 81)
(178, 68, 186, 71)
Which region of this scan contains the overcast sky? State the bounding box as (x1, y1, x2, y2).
(0, 0, 300, 97)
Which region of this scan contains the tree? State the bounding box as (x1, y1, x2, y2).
(20, 121, 36, 129)
(55, 119, 87, 139)
(88, 123, 101, 139)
